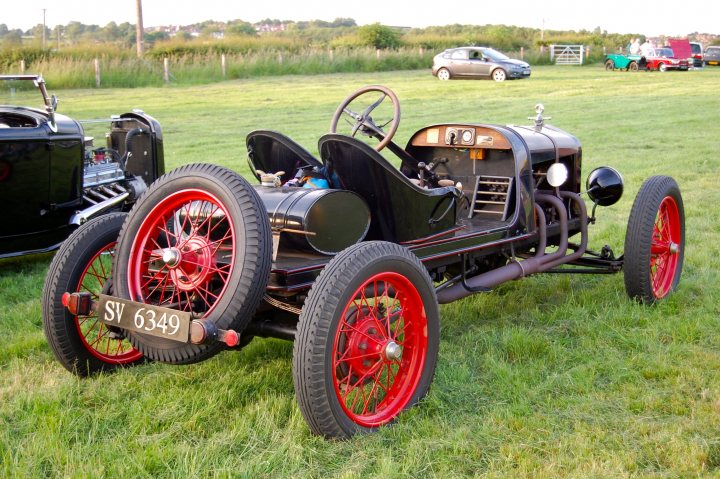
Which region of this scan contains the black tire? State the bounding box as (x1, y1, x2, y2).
(658, 62, 667, 72)
(605, 59, 615, 70)
(624, 176, 685, 304)
(42, 213, 145, 376)
(628, 61, 639, 72)
(114, 163, 272, 364)
(293, 241, 440, 439)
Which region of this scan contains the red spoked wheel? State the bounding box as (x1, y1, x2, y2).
(294, 242, 439, 439)
(75, 242, 143, 364)
(333, 272, 427, 427)
(114, 163, 272, 364)
(649, 196, 682, 299)
(126, 189, 236, 317)
(624, 176, 685, 304)
(43, 213, 144, 376)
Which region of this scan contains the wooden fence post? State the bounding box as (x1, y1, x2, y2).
(221, 54, 227, 77)
(277, 53, 283, 64)
(20, 60, 25, 73)
(520, 47, 524, 60)
(94, 58, 101, 88)
(376, 49, 381, 60)
(163, 57, 170, 83)
(329, 49, 334, 61)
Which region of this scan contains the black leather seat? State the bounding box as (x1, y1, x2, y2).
(319, 134, 459, 243)
(246, 130, 322, 185)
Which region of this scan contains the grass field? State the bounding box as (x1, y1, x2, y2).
(1, 66, 720, 478)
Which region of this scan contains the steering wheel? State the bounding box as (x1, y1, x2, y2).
(330, 85, 401, 152)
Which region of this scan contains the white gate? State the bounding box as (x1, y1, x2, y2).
(550, 45, 585, 65)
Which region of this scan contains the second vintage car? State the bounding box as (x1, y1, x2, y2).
(432, 46, 531, 82)
(0, 75, 164, 259)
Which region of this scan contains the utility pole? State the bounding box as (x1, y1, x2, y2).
(136, 0, 144, 58)
(42, 8, 47, 49)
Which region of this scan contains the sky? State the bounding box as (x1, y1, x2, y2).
(4, 0, 719, 37)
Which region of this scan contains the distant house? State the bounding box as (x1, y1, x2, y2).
(256, 23, 288, 33)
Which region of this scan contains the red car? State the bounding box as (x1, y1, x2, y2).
(640, 48, 689, 71)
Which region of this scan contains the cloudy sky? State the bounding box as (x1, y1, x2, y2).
(5, 0, 718, 37)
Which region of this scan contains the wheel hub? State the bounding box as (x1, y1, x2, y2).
(162, 248, 181, 267)
(162, 238, 216, 292)
(384, 341, 402, 361)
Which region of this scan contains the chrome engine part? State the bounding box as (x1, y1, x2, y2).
(84, 159, 125, 188)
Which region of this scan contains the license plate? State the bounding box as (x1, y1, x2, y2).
(523, 70, 531, 75)
(97, 294, 192, 343)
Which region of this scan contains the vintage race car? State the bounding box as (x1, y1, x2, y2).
(604, 54, 641, 71)
(46, 85, 685, 439)
(0, 75, 164, 259)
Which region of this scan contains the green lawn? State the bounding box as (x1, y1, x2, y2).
(1, 66, 720, 478)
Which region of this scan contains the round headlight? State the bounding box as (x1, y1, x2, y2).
(586, 167, 624, 206)
(546, 163, 568, 187)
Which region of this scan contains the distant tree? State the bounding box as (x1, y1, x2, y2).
(31, 24, 52, 44)
(65, 21, 85, 40)
(227, 21, 256, 36)
(357, 23, 400, 49)
(0, 24, 8, 37)
(101, 21, 121, 42)
(3, 30, 22, 46)
(145, 30, 168, 44)
(331, 18, 356, 28)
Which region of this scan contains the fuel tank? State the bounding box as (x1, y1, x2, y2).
(257, 187, 371, 255)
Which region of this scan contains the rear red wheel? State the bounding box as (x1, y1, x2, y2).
(114, 163, 272, 364)
(624, 176, 685, 303)
(43, 213, 144, 376)
(126, 189, 236, 318)
(294, 242, 439, 438)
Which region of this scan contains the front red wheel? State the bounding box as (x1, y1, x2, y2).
(333, 272, 428, 427)
(624, 176, 685, 303)
(294, 242, 439, 439)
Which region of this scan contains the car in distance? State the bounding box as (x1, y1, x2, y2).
(432, 46, 531, 82)
(0, 74, 164, 259)
(704, 46, 720, 66)
(639, 48, 689, 71)
(690, 41, 704, 68)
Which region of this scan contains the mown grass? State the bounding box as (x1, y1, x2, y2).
(1, 66, 719, 477)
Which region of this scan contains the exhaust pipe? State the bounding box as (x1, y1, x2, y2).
(437, 191, 587, 304)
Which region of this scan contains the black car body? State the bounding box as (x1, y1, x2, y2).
(432, 47, 531, 82)
(0, 75, 164, 259)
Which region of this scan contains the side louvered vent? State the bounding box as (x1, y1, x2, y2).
(469, 175, 513, 220)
